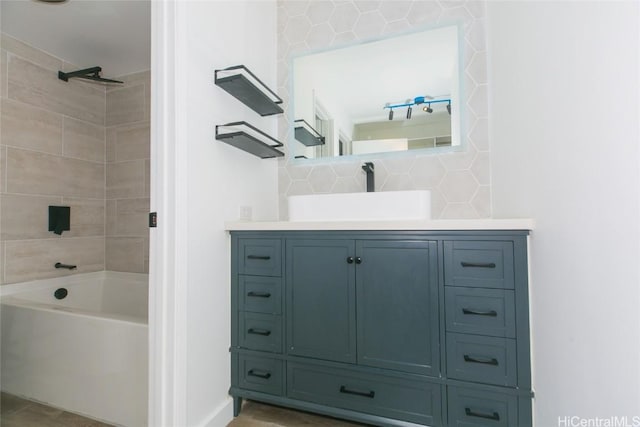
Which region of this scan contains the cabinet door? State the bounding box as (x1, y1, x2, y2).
(356, 240, 440, 376)
(286, 239, 357, 363)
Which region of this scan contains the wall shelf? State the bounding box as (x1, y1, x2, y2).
(216, 121, 284, 159)
(215, 65, 283, 116)
(294, 119, 325, 146)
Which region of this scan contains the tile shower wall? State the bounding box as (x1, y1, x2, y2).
(105, 71, 150, 273)
(0, 34, 105, 284)
(0, 33, 150, 285)
(277, 0, 490, 219)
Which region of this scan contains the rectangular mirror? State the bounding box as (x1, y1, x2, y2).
(292, 24, 462, 160)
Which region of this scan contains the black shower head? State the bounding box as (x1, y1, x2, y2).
(58, 67, 123, 84)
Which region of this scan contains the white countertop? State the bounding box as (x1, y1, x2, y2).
(225, 218, 534, 231)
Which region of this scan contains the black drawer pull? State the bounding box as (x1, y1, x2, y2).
(339, 385, 375, 399)
(464, 355, 499, 365)
(247, 291, 271, 298)
(461, 261, 496, 268)
(462, 308, 498, 317)
(247, 369, 271, 379)
(247, 255, 271, 260)
(355, 257, 362, 264)
(347, 256, 354, 264)
(247, 328, 271, 336)
(465, 407, 500, 421)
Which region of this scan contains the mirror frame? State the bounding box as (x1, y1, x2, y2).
(287, 22, 467, 164)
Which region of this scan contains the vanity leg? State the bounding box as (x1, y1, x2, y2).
(233, 396, 243, 417)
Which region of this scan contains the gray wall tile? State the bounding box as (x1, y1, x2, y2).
(6, 148, 104, 198)
(144, 159, 151, 197)
(0, 146, 6, 193)
(0, 194, 61, 240)
(106, 199, 117, 236)
(106, 236, 145, 273)
(62, 197, 106, 237)
(106, 160, 145, 199)
(1, 33, 64, 72)
(1, 35, 150, 283)
(0, 241, 4, 284)
(4, 237, 105, 284)
(63, 117, 105, 162)
(106, 127, 117, 162)
(8, 56, 105, 125)
(110, 122, 150, 161)
(108, 198, 149, 236)
(1, 98, 63, 154)
(1, 49, 7, 99)
(106, 84, 145, 126)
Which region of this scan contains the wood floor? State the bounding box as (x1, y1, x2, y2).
(1, 392, 367, 426)
(228, 400, 369, 427)
(0, 392, 113, 427)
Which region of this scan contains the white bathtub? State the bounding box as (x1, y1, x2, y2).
(1, 271, 148, 427)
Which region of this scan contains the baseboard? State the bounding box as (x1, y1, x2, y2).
(198, 397, 234, 427)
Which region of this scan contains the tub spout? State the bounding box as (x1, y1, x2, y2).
(55, 262, 77, 270)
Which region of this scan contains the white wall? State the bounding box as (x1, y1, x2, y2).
(487, 2, 640, 425)
(151, 1, 279, 425)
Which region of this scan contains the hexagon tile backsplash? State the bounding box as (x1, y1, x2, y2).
(277, 0, 490, 220)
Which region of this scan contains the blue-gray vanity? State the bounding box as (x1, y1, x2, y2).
(227, 220, 534, 426)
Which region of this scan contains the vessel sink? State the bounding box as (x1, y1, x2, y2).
(288, 190, 431, 222)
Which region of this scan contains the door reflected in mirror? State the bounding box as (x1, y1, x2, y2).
(292, 24, 461, 161)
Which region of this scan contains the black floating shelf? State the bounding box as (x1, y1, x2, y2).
(215, 65, 283, 117)
(216, 121, 284, 159)
(294, 119, 325, 147)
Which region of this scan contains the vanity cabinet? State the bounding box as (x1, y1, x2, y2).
(230, 230, 533, 426)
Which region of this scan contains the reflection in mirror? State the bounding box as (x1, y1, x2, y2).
(292, 25, 461, 161)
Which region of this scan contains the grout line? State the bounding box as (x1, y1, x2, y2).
(3, 144, 106, 165)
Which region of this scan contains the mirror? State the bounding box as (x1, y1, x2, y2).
(291, 25, 461, 160)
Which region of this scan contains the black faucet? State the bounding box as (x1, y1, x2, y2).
(55, 262, 77, 270)
(362, 162, 375, 192)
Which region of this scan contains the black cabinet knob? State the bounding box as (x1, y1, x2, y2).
(355, 257, 362, 264)
(347, 256, 354, 264)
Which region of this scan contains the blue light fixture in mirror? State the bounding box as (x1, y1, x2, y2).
(291, 24, 462, 161)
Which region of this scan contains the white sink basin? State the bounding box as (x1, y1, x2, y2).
(288, 190, 431, 222)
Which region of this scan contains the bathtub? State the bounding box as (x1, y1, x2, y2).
(1, 271, 148, 427)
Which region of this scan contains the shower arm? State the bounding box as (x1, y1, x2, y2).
(58, 67, 123, 84)
(58, 67, 102, 82)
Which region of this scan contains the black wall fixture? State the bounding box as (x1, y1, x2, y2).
(49, 206, 70, 235)
(58, 67, 123, 84)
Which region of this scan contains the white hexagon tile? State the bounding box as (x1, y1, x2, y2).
(277, 0, 491, 220)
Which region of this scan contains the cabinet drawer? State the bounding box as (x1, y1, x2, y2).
(445, 287, 515, 338)
(287, 362, 442, 426)
(238, 239, 282, 276)
(446, 333, 517, 387)
(447, 386, 518, 426)
(444, 241, 514, 289)
(239, 276, 282, 314)
(238, 355, 284, 396)
(239, 312, 282, 353)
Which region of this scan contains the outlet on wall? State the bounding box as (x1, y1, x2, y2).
(239, 206, 252, 221)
